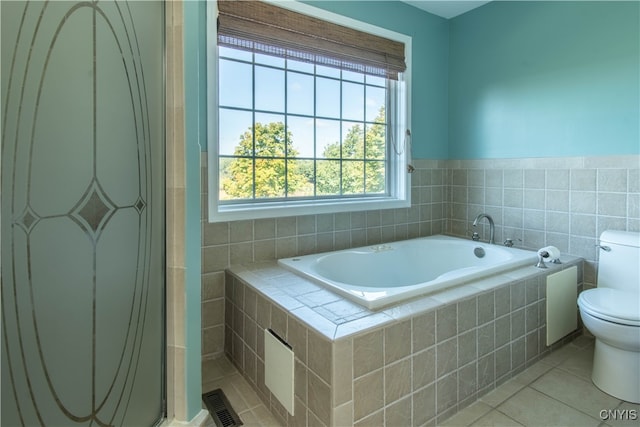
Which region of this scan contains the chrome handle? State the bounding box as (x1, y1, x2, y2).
(503, 238, 522, 247)
(535, 253, 548, 269)
(595, 245, 611, 252)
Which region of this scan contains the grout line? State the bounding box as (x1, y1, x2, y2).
(490, 406, 526, 427)
(528, 380, 608, 425)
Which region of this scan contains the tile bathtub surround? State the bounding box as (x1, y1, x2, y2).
(202, 154, 638, 361)
(224, 258, 584, 426)
(445, 155, 640, 288)
(202, 158, 449, 359)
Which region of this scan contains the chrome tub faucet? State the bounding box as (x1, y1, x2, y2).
(472, 213, 495, 244)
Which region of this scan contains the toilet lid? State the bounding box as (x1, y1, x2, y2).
(578, 288, 640, 326)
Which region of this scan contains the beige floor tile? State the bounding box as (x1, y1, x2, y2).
(602, 402, 640, 427)
(251, 404, 284, 426)
(556, 346, 595, 382)
(202, 384, 250, 427)
(201, 413, 216, 427)
(236, 408, 261, 426)
(498, 387, 601, 427)
(201, 356, 282, 426)
(203, 373, 254, 416)
(202, 355, 235, 385)
(222, 383, 253, 415)
(511, 360, 554, 386)
(539, 343, 583, 367)
(201, 379, 221, 396)
(440, 401, 493, 426)
(480, 378, 527, 408)
(231, 374, 263, 409)
(470, 409, 524, 426)
(618, 401, 640, 411)
(570, 335, 595, 349)
(206, 371, 235, 387)
(531, 368, 621, 420)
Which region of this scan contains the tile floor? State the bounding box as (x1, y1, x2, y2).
(201, 355, 281, 427)
(201, 335, 640, 426)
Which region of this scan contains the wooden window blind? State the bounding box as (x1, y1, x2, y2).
(217, 0, 407, 80)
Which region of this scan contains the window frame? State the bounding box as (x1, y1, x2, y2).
(207, 0, 412, 223)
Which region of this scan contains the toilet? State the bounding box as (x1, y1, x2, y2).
(577, 230, 640, 403)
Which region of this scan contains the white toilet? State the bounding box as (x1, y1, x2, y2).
(577, 230, 640, 403)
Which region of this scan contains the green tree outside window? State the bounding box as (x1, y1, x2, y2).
(221, 107, 387, 200)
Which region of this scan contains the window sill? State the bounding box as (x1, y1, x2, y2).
(208, 195, 411, 223)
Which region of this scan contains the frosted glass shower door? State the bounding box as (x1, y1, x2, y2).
(1, 1, 165, 426)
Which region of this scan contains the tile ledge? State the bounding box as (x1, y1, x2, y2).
(227, 257, 584, 341)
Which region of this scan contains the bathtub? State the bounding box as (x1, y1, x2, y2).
(278, 235, 539, 309)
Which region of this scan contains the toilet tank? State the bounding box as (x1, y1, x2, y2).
(597, 230, 640, 292)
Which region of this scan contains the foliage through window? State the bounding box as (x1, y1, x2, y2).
(219, 49, 389, 201)
(209, 1, 411, 221)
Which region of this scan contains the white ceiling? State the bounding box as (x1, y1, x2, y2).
(401, 1, 491, 19)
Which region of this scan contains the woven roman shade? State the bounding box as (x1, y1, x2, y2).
(217, 0, 407, 80)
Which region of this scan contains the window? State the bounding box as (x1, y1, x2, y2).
(208, 0, 412, 222)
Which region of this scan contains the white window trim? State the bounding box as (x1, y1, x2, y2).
(207, 0, 412, 223)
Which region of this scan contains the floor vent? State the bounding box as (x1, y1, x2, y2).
(202, 389, 243, 427)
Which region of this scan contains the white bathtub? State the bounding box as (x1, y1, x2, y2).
(278, 235, 539, 309)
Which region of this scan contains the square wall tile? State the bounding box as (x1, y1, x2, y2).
(353, 369, 384, 421)
(437, 372, 459, 413)
(413, 310, 436, 351)
(598, 169, 628, 192)
(436, 304, 457, 342)
(413, 383, 436, 426)
(546, 169, 570, 190)
(571, 169, 596, 191)
(308, 330, 332, 385)
(413, 346, 436, 391)
(353, 329, 383, 378)
(385, 320, 412, 364)
(308, 371, 331, 426)
(385, 358, 412, 404)
(437, 338, 458, 378)
(332, 339, 353, 406)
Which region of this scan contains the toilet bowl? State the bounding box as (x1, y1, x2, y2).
(577, 230, 640, 404)
(578, 289, 640, 403)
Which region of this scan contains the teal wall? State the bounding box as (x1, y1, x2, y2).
(202, 1, 452, 158)
(448, 1, 640, 159)
(183, 0, 205, 420)
(185, 0, 638, 415)
(199, 1, 640, 160)
(303, 1, 450, 158)
(202, 0, 451, 158)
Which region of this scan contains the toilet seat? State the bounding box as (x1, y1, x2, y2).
(578, 288, 640, 327)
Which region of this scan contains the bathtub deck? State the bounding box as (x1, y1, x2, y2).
(227, 256, 582, 341)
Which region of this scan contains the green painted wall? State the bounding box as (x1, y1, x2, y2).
(448, 1, 640, 159)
